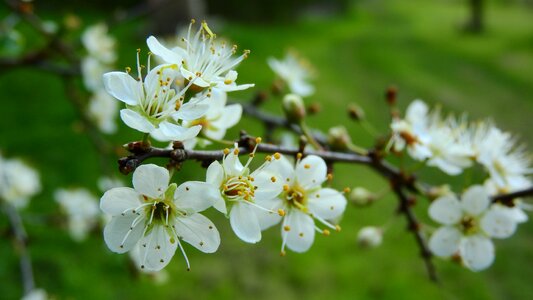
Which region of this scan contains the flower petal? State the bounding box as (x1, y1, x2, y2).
(428, 195, 462, 225)
(174, 181, 218, 213)
(295, 155, 327, 189)
(428, 226, 461, 257)
(146, 36, 183, 64)
(132, 164, 169, 199)
(174, 213, 220, 253)
(173, 97, 210, 121)
(103, 71, 141, 105)
(459, 235, 495, 271)
(213, 197, 227, 215)
(255, 198, 284, 230)
(206, 161, 224, 187)
(229, 202, 261, 243)
(120, 109, 155, 133)
(461, 185, 490, 216)
(100, 187, 142, 215)
(480, 205, 517, 239)
(137, 225, 177, 272)
(212, 104, 243, 128)
(284, 209, 315, 253)
(263, 154, 294, 183)
(151, 122, 201, 142)
(307, 188, 347, 220)
(103, 213, 145, 253)
(223, 149, 244, 177)
(251, 169, 283, 202)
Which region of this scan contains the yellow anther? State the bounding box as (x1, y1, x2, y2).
(136, 48, 141, 53)
(125, 67, 132, 73)
(255, 137, 262, 144)
(296, 153, 303, 159)
(191, 18, 196, 24)
(277, 209, 285, 217)
(224, 79, 232, 85)
(323, 229, 330, 236)
(304, 164, 311, 169)
(175, 101, 182, 111)
(283, 225, 291, 231)
(343, 187, 351, 193)
(249, 153, 255, 158)
(280, 251, 286, 257)
(299, 233, 304, 237)
(271, 176, 277, 183)
(223, 148, 230, 155)
(265, 155, 272, 161)
(335, 225, 342, 232)
(283, 184, 290, 191)
(233, 148, 239, 155)
(327, 173, 333, 181)
(274, 153, 281, 160)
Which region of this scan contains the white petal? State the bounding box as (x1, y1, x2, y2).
(307, 188, 347, 220)
(137, 225, 177, 271)
(146, 36, 183, 64)
(211, 104, 243, 129)
(215, 82, 254, 92)
(255, 198, 284, 230)
(427, 157, 463, 176)
(174, 213, 220, 253)
(459, 235, 495, 271)
(144, 64, 179, 96)
(206, 161, 224, 186)
(100, 187, 142, 215)
(132, 164, 169, 199)
(229, 202, 261, 243)
(295, 155, 327, 189)
(284, 210, 315, 253)
(263, 154, 295, 183)
(174, 181, 218, 213)
(151, 122, 201, 142)
(461, 185, 490, 216)
(509, 206, 528, 223)
(428, 195, 462, 225)
(173, 97, 210, 121)
(103, 71, 141, 105)
(103, 213, 145, 253)
(289, 80, 314, 97)
(213, 197, 227, 214)
(120, 109, 155, 133)
(223, 149, 244, 177)
(428, 226, 461, 257)
(251, 169, 283, 202)
(480, 205, 517, 239)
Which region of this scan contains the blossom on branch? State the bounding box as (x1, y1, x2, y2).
(100, 164, 220, 271)
(55, 188, 100, 242)
(258, 154, 347, 254)
(0, 153, 41, 209)
(268, 50, 315, 97)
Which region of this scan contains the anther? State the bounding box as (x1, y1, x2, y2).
(323, 229, 330, 236)
(284, 225, 291, 231)
(274, 153, 281, 160)
(304, 164, 311, 169)
(335, 225, 342, 232)
(278, 209, 286, 217)
(343, 187, 351, 193)
(271, 176, 277, 183)
(223, 148, 230, 155)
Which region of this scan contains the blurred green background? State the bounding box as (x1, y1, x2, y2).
(1, 0, 533, 299)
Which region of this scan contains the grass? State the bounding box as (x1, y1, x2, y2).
(1, 0, 532, 299)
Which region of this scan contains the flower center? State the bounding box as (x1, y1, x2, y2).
(223, 175, 256, 202)
(283, 184, 308, 211)
(459, 216, 479, 235)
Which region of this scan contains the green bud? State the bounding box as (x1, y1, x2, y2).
(282, 94, 306, 123)
(349, 187, 376, 206)
(327, 126, 352, 150)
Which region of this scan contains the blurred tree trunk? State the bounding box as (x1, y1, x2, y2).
(148, 0, 206, 35)
(464, 0, 484, 33)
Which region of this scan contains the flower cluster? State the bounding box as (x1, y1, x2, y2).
(268, 50, 315, 97)
(55, 188, 100, 242)
(81, 23, 119, 134)
(101, 142, 348, 270)
(103, 20, 250, 144)
(0, 152, 41, 209)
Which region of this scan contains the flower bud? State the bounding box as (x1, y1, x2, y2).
(327, 126, 352, 150)
(385, 86, 398, 105)
(282, 93, 306, 123)
(347, 103, 365, 121)
(357, 226, 383, 248)
(427, 184, 452, 200)
(349, 187, 376, 206)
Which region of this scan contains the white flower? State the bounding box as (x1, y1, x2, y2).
(390, 100, 473, 175)
(206, 142, 283, 243)
(100, 164, 220, 271)
(182, 88, 242, 147)
(98, 176, 124, 192)
(103, 53, 209, 142)
(428, 185, 520, 271)
(268, 51, 315, 97)
(257, 154, 347, 254)
(357, 226, 383, 248)
(81, 56, 108, 92)
(82, 23, 116, 64)
(147, 20, 254, 92)
(88, 89, 118, 134)
(22, 288, 47, 300)
(55, 188, 100, 242)
(0, 154, 40, 209)
(475, 126, 531, 188)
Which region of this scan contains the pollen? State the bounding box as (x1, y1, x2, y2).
(255, 137, 262, 144)
(265, 155, 272, 161)
(271, 176, 277, 182)
(323, 229, 330, 236)
(335, 225, 342, 232)
(125, 67, 131, 73)
(278, 209, 286, 216)
(343, 187, 351, 193)
(233, 148, 240, 155)
(224, 79, 233, 85)
(284, 225, 291, 231)
(274, 153, 281, 160)
(296, 153, 303, 160)
(280, 251, 286, 257)
(223, 148, 230, 155)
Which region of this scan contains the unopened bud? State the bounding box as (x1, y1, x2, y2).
(327, 126, 352, 150)
(307, 102, 321, 115)
(347, 103, 365, 121)
(385, 86, 398, 105)
(282, 94, 306, 123)
(349, 187, 376, 206)
(357, 226, 383, 248)
(427, 185, 452, 201)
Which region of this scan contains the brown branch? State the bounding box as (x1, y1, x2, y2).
(492, 186, 533, 205)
